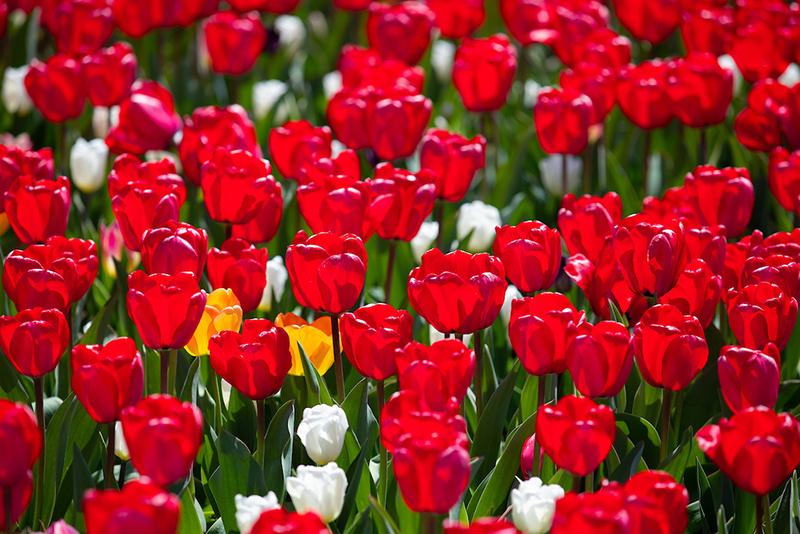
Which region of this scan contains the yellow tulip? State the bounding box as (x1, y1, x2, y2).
(0, 212, 10, 237)
(275, 312, 335, 376)
(185, 288, 243, 356)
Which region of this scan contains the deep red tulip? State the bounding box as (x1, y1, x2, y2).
(612, 214, 689, 297)
(559, 63, 616, 124)
(550, 489, 629, 534)
(372, 163, 436, 241)
(547, 0, 610, 67)
(743, 253, 800, 303)
(769, 147, 800, 214)
(230, 182, 284, 244)
(659, 259, 722, 328)
(141, 221, 208, 281)
(680, 6, 733, 57)
(367, 1, 434, 65)
(493, 221, 561, 294)
(667, 53, 733, 128)
(612, 0, 681, 44)
(734, 79, 791, 153)
(268, 120, 332, 181)
(0, 475, 33, 529)
(111, 182, 182, 252)
(84, 478, 180, 534)
(498, 0, 556, 48)
(534, 88, 593, 155)
(509, 293, 585, 376)
(727, 19, 793, 84)
(622, 471, 689, 534)
(332, 0, 370, 10)
(126, 271, 207, 351)
(452, 34, 517, 113)
(419, 129, 486, 202)
(286, 231, 368, 314)
(642, 185, 699, 227)
(536, 395, 616, 476)
(408, 249, 507, 335)
(571, 29, 631, 70)
(0, 146, 54, 214)
(209, 319, 291, 400)
(428, 0, 484, 39)
(380, 390, 463, 451)
(5, 175, 70, 245)
(395, 339, 476, 408)
(179, 105, 262, 186)
(558, 193, 622, 264)
(633, 304, 708, 391)
(53, 239, 101, 298)
(368, 86, 432, 162)
(81, 42, 137, 107)
(107, 154, 186, 202)
(0, 400, 41, 487)
(120, 395, 203, 487)
(337, 46, 424, 92)
(51, 0, 113, 55)
(697, 407, 800, 495)
(24, 54, 86, 123)
(298, 149, 361, 186)
(207, 239, 269, 314)
(325, 86, 373, 151)
(228, 0, 300, 13)
(566, 321, 633, 398)
(0, 307, 69, 377)
(250, 508, 329, 534)
(71, 338, 144, 424)
(727, 282, 798, 351)
(443, 518, 520, 534)
(106, 80, 182, 155)
(201, 148, 277, 225)
(684, 225, 726, 276)
(718, 343, 781, 413)
(340, 303, 413, 381)
(204, 11, 267, 76)
(616, 60, 673, 130)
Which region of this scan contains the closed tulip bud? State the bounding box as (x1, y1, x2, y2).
(550, 490, 629, 534)
(297, 404, 349, 465)
(106, 81, 182, 156)
(566, 321, 633, 398)
(24, 54, 86, 123)
(511, 477, 565, 534)
(718, 344, 781, 412)
(534, 88, 593, 155)
(0, 399, 41, 487)
(81, 42, 137, 107)
(456, 200, 502, 252)
(70, 138, 109, 194)
(368, 87, 433, 162)
(185, 288, 243, 357)
(340, 304, 412, 381)
(250, 508, 330, 534)
(268, 120, 332, 181)
(259, 256, 288, 312)
(419, 129, 486, 202)
(367, 1, 434, 65)
(141, 221, 208, 281)
(727, 282, 798, 351)
(207, 239, 269, 314)
(2, 65, 33, 114)
(373, 163, 437, 242)
(83, 478, 181, 534)
(444, 518, 520, 534)
(286, 464, 348, 523)
(453, 35, 517, 113)
(558, 193, 622, 264)
(612, 0, 680, 44)
(697, 407, 800, 495)
(235, 493, 280, 534)
(616, 60, 673, 130)
(204, 11, 267, 76)
(0, 307, 69, 377)
(5, 175, 71, 245)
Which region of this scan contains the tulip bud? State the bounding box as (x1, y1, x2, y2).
(70, 138, 109, 194)
(410, 221, 439, 264)
(286, 464, 348, 523)
(511, 477, 565, 534)
(456, 200, 502, 252)
(235, 493, 280, 534)
(259, 256, 289, 313)
(114, 421, 129, 460)
(297, 404, 349, 465)
(2, 65, 33, 114)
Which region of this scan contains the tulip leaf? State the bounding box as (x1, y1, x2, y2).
(615, 413, 661, 469)
(679, 359, 721, 437)
(71, 442, 95, 513)
(519, 374, 539, 421)
(179, 356, 201, 405)
(343, 508, 373, 534)
(733, 488, 756, 534)
(631, 380, 662, 427)
(177, 484, 204, 534)
(262, 400, 294, 504)
(77, 287, 121, 346)
(607, 441, 645, 484)
(695, 458, 717, 533)
(369, 495, 399, 534)
(227, 388, 257, 453)
(0, 350, 30, 403)
(207, 518, 225, 534)
(298, 340, 333, 406)
(772, 479, 792, 534)
(657, 426, 693, 483)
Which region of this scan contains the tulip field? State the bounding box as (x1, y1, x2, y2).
(4, 0, 800, 533)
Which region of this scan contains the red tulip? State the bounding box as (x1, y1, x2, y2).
(230, 182, 284, 244)
(0, 475, 33, 530)
(558, 193, 622, 264)
(727, 19, 793, 84)
(0, 146, 54, 214)
(51, 235, 100, 304)
(126, 271, 207, 351)
(0, 400, 41, 487)
(51, 0, 114, 55)
(368, 86, 433, 162)
(743, 253, 800, 303)
(697, 407, 800, 495)
(250, 508, 329, 534)
(325, 86, 373, 151)
(509, 293, 585, 376)
(120, 395, 203, 487)
(298, 149, 361, 186)
(337, 46, 424, 92)
(228, 0, 300, 13)
(111, 183, 183, 253)
(494, 221, 562, 295)
(83, 478, 180, 534)
(667, 53, 733, 128)
(452, 34, 517, 113)
(209, 319, 291, 400)
(718, 343, 781, 413)
(419, 129, 486, 202)
(684, 225, 726, 276)
(658, 259, 722, 328)
(268, 120, 332, 181)
(395, 339, 476, 408)
(616, 60, 673, 130)
(71, 338, 144, 424)
(340, 303, 413, 381)
(534, 88, 593, 155)
(179, 105, 263, 186)
(333, 0, 370, 10)
(621, 471, 689, 534)
(408, 249, 507, 335)
(769, 147, 800, 214)
(571, 29, 631, 70)
(201, 148, 277, 225)
(633, 304, 708, 391)
(367, 1, 434, 65)
(286, 231, 368, 314)
(106, 80, 182, 155)
(727, 282, 798, 351)
(24, 54, 86, 123)
(612, 0, 681, 44)
(498, 0, 556, 48)
(5, 174, 70, 245)
(207, 238, 269, 314)
(428, 0, 484, 39)
(107, 154, 185, 201)
(559, 63, 616, 124)
(550, 489, 629, 534)
(204, 11, 267, 76)
(536, 395, 616, 476)
(372, 163, 436, 241)
(642, 185, 699, 227)
(681, 6, 733, 57)
(443, 518, 520, 534)
(566, 321, 633, 398)
(0, 307, 69, 377)
(141, 221, 208, 281)
(734, 79, 791, 153)
(81, 42, 138, 107)
(337, 45, 381, 87)
(380, 389, 464, 450)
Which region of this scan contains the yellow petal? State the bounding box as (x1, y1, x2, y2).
(284, 324, 334, 376)
(207, 288, 241, 312)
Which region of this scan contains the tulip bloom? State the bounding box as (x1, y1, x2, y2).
(340, 304, 413, 381)
(419, 129, 486, 202)
(82, 42, 138, 107)
(230, 182, 284, 245)
(140, 222, 207, 281)
(285, 463, 348, 523)
(718, 343, 781, 413)
(558, 193, 621, 264)
(770, 146, 800, 213)
(622, 471, 689, 534)
(511, 477, 565, 534)
(83, 478, 180, 534)
(5, 175, 70, 245)
(659, 259, 722, 328)
(106, 80, 182, 155)
(24, 54, 86, 123)
(572, 28, 631, 70)
(408, 249, 507, 335)
(368, 86, 433, 162)
(185, 288, 243, 357)
(443, 519, 519, 534)
(550, 490, 629, 534)
(0, 307, 69, 377)
(611, 0, 680, 44)
(734, 79, 791, 153)
(201, 149, 277, 226)
(209, 319, 291, 400)
(727, 20, 793, 84)
(559, 63, 616, 124)
(634, 304, 708, 391)
(684, 165, 754, 237)
(667, 53, 733, 129)
(372, 163, 437, 241)
(367, 1, 434, 65)
(743, 254, 800, 303)
(566, 321, 633, 398)
(452, 35, 517, 113)
(395, 339, 476, 409)
(204, 11, 267, 76)
(120, 395, 203, 487)
(536, 395, 616, 476)
(493, 221, 561, 295)
(207, 239, 269, 314)
(250, 508, 329, 534)
(268, 120, 332, 181)
(0, 400, 41, 487)
(0, 475, 32, 530)
(0, 146, 54, 212)
(71, 338, 144, 424)
(3, 242, 84, 314)
(534, 88, 593, 155)
(428, 0, 484, 39)
(727, 282, 798, 351)
(616, 60, 673, 130)
(380, 390, 465, 452)
(697, 407, 800, 495)
(680, 6, 732, 57)
(286, 231, 368, 314)
(126, 271, 207, 351)
(275, 313, 334, 376)
(49, 0, 113, 55)
(509, 293, 585, 377)
(297, 404, 349, 466)
(111, 183, 183, 252)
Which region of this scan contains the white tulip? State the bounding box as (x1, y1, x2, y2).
(2, 66, 33, 114)
(286, 464, 348, 523)
(511, 477, 565, 534)
(779, 63, 800, 88)
(114, 421, 130, 461)
(457, 200, 502, 252)
(297, 404, 349, 465)
(259, 256, 289, 313)
(410, 221, 439, 264)
(539, 154, 582, 197)
(221, 378, 232, 408)
(718, 54, 743, 95)
(92, 107, 111, 139)
(275, 15, 306, 55)
(235, 493, 280, 534)
(431, 40, 456, 83)
(323, 71, 343, 100)
(429, 323, 471, 347)
(253, 80, 288, 121)
(501, 285, 523, 326)
(70, 138, 109, 194)
(523, 80, 542, 109)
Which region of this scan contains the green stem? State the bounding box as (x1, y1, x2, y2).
(572, 475, 583, 494)
(377, 379, 387, 505)
(756, 493, 765, 534)
(332, 314, 345, 404)
(118, 461, 126, 489)
(763, 494, 773, 534)
(660, 389, 672, 463)
(33, 377, 45, 529)
(532, 374, 546, 478)
(160, 350, 169, 394)
(209, 365, 224, 432)
(384, 241, 396, 304)
(474, 329, 483, 420)
(105, 423, 115, 489)
(168, 349, 177, 397)
(423, 513, 438, 534)
(585, 470, 594, 493)
(256, 398, 265, 466)
(5, 483, 13, 534)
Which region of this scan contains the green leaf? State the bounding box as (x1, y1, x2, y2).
(369, 496, 399, 534)
(0, 350, 30, 403)
(72, 442, 95, 513)
(343, 508, 372, 534)
(179, 356, 201, 404)
(657, 427, 693, 483)
(607, 441, 645, 484)
(520, 374, 539, 422)
(719, 506, 730, 534)
(733, 489, 756, 534)
(78, 287, 121, 346)
(615, 413, 661, 469)
(631, 380, 662, 425)
(177, 485, 204, 534)
(772, 480, 792, 534)
(696, 458, 716, 533)
(226, 388, 257, 453)
(263, 400, 294, 503)
(298, 340, 333, 406)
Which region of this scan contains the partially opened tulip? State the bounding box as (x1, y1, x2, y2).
(24, 54, 85, 123)
(658, 258, 722, 328)
(616, 60, 673, 131)
(572, 29, 631, 70)
(494, 221, 562, 294)
(372, 163, 437, 243)
(185, 288, 243, 357)
(419, 129, 486, 203)
(683, 165, 753, 237)
(452, 35, 517, 113)
(70, 138, 109, 194)
(511, 477, 565, 534)
(718, 344, 781, 413)
(611, 0, 680, 44)
(0, 307, 69, 377)
(559, 63, 616, 124)
(727, 282, 798, 351)
(681, 6, 732, 57)
(621, 471, 688, 534)
(396, 339, 476, 409)
(667, 53, 733, 129)
(297, 404, 349, 465)
(201, 149, 277, 226)
(286, 464, 348, 523)
(268, 120, 332, 181)
(141, 221, 208, 281)
(566, 321, 633, 398)
(733, 79, 790, 153)
(427, 0, 484, 39)
(81, 42, 137, 107)
(558, 193, 622, 264)
(204, 11, 267, 76)
(83, 478, 181, 534)
(366, 1, 434, 65)
(207, 239, 269, 314)
(533, 88, 593, 155)
(340, 304, 413, 382)
(231, 182, 284, 245)
(275, 312, 334, 376)
(106, 80, 182, 155)
(5, 175, 71, 245)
